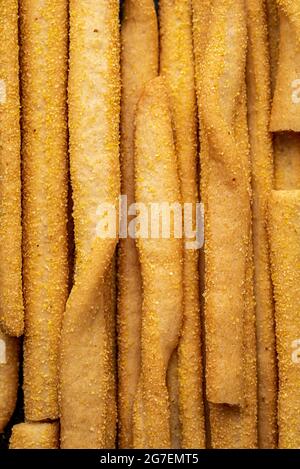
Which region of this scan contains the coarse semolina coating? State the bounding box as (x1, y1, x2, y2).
(59, 0, 120, 449)
(0, 0, 23, 337)
(9, 422, 59, 449)
(20, 0, 69, 422)
(133, 77, 183, 449)
(118, 0, 158, 449)
(0, 330, 19, 433)
(274, 133, 300, 189)
(246, 0, 277, 449)
(199, 0, 250, 406)
(268, 190, 300, 449)
(266, 0, 280, 93)
(159, 0, 205, 449)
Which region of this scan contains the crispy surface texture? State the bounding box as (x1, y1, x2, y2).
(0, 0, 23, 337)
(20, 0, 69, 421)
(268, 190, 300, 448)
(59, 0, 120, 449)
(246, 0, 277, 449)
(9, 422, 59, 449)
(118, 0, 158, 449)
(133, 77, 183, 449)
(0, 331, 19, 433)
(160, 0, 205, 449)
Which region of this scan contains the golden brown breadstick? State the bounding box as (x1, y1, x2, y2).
(246, 0, 277, 449)
(20, 0, 69, 421)
(0, 331, 19, 433)
(133, 77, 183, 449)
(200, 0, 250, 406)
(159, 0, 205, 449)
(60, 0, 120, 448)
(9, 422, 59, 449)
(268, 190, 300, 449)
(118, 0, 158, 449)
(0, 0, 23, 337)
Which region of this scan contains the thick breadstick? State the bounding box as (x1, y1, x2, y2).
(60, 0, 120, 448)
(9, 422, 59, 449)
(200, 0, 250, 406)
(0, 331, 19, 433)
(160, 0, 205, 449)
(133, 77, 183, 449)
(20, 0, 69, 421)
(246, 0, 277, 449)
(268, 190, 300, 449)
(0, 1, 23, 337)
(270, 8, 300, 131)
(118, 0, 158, 449)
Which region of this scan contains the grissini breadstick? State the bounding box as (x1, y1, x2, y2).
(0, 331, 19, 433)
(274, 133, 300, 189)
(268, 190, 300, 449)
(200, 0, 249, 406)
(159, 0, 205, 449)
(133, 77, 183, 449)
(9, 422, 59, 449)
(246, 0, 277, 449)
(0, 0, 23, 337)
(60, 0, 120, 449)
(20, 0, 69, 421)
(118, 0, 158, 449)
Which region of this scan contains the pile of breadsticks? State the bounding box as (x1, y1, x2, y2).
(0, 0, 299, 450)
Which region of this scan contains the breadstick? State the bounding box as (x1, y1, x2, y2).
(60, 0, 120, 449)
(118, 0, 158, 449)
(20, 0, 69, 421)
(0, 0, 23, 337)
(199, 0, 249, 406)
(268, 190, 300, 449)
(0, 331, 19, 433)
(133, 77, 183, 449)
(9, 422, 59, 449)
(167, 351, 182, 449)
(160, 0, 205, 449)
(274, 133, 300, 189)
(246, 0, 277, 449)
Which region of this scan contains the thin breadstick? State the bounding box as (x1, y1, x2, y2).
(160, 0, 205, 449)
(60, 0, 120, 448)
(268, 190, 300, 449)
(118, 0, 158, 449)
(0, 331, 19, 433)
(133, 77, 183, 449)
(9, 422, 59, 449)
(20, 0, 69, 421)
(246, 0, 277, 449)
(200, 0, 249, 406)
(0, 0, 23, 337)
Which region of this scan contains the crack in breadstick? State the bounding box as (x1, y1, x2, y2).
(20, 0, 69, 422)
(268, 190, 300, 449)
(133, 77, 183, 449)
(59, 0, 120, 449)
(0, 0, 23, 337)
(246, 0, 277, 449)
(199, 0, 250, 406)
(159, 0, 205, 449)
(0, 331, 19, 433)
(118, 0, 158, 449)
(9, 422, 59, 449)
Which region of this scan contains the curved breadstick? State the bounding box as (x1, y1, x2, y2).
(118, 0, 158, 449)
(20, 0, 69, 421)
(200, 0, 249, 406)
(246, 0, 277, 449)
(9, 422, 59, 449)
(159, 0, 205, 449)
(0, 0, 23, 337)
(268, 190, 300, 449)
(133, 77, 183, 449)
(60, 0, 120, 449)
(0, 331, 19, 433)
(270, 7, 300, 131)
